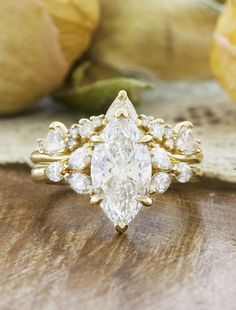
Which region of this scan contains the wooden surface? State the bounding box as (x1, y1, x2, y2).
(0, 165, 236, 310)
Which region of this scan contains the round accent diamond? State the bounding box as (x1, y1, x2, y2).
(152, 172, 171, 193)
(164, 127, 173, 138)
(68, 147, 90, 170)
(67, 173, 91, 194)
(175, 163, 193, 183)
(165, 138, 174, 149)
(92, 116, 103, 128)
(45, 162, 64, 182)
(151, 121, 164, 140)
(79, 120, 94, 138)
(152, 146, 172, 170)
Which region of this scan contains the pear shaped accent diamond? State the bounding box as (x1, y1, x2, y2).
(176, 127, 197, 154)
(106, 94, 138, 121)
(43, 128, 65, 154)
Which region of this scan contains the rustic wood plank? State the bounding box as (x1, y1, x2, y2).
(0, 165, 236, 310)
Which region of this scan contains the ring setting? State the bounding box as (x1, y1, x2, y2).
(31, 90, 203, 233)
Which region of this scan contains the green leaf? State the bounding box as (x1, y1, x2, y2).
(55, 78, 153, 113)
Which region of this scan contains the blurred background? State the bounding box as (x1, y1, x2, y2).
(0, 0, 235, 182)
(1, 2, 236, 310)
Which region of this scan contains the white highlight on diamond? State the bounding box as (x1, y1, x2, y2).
(45, 162, 64, 182)
(91, 116, 152, 226)
(151, 120, 164, 140)
(141, 116, 152, 128)
(92, 116, 103, 128)
(106, 96, 138, 121)
(152, 172, 171, 193)
(165, 138, 174, 149)
(176, 127, 197, 154)
(175, 163, 193, 183)
(43, 128, 65, 154)
(164, 127, 173, 138)
(152, 146, 172, 170)
(67, 173, 91, 194)
(79, 120, 94, 138)
(68, 147, 90, 170)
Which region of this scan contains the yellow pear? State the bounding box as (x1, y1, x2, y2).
(0, 0, 100, 115)
(90, 0, 220, 80)
(211, 0, 236, 101)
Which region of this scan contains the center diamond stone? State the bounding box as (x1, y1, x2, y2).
(91, 117, 152, 227)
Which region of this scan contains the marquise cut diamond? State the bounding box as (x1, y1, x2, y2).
(91, 116, 152, 226)
(68, 147, 90, 170)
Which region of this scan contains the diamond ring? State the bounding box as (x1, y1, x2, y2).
(31, 90, 203, 233)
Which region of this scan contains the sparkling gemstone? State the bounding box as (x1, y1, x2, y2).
(164, 127, 173, 138)
(92, 116, 103, 128)
(152, 172, 171, 193)
(91, 117, 152, 226)
(43, 128, 65, 154)
(68, 147, 90, 170)
(176, 127, 197, 154)
(165, 138, 174, 149)
(67, 173, 91, 194)
(151, 121, 164, 140)
(106, 95, 138, 121)
(67, 137, 77, 149)
(79, 120, 94, 138)
(152, 146, 172, 170)
(175, 163, 193, 183)
(69, 126, 79, 138)
(45, 162, 64, 182)
(68, 126, 79, 149)
(141, 116, 152, 128)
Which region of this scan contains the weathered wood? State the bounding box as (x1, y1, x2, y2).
(0, 165, 236, 310)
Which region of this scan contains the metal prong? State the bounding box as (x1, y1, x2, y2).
(115, 108, 128, 118)
(174, 121, 193, 135)
(137, 135, 153, 144)
(137, 195, 152, 207)
(135, 119, 142, 127)
(115, 224, 128, 234)
(90, 194, 103, 205)
(49, 122, 68, 136)
(91, 135, 105, 144)
(118, 90, 127, 101)
(148, 185, 156, 195)
(191, 166, 203, 176)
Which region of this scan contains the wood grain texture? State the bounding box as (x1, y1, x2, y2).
(0, 165, 236, 310)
